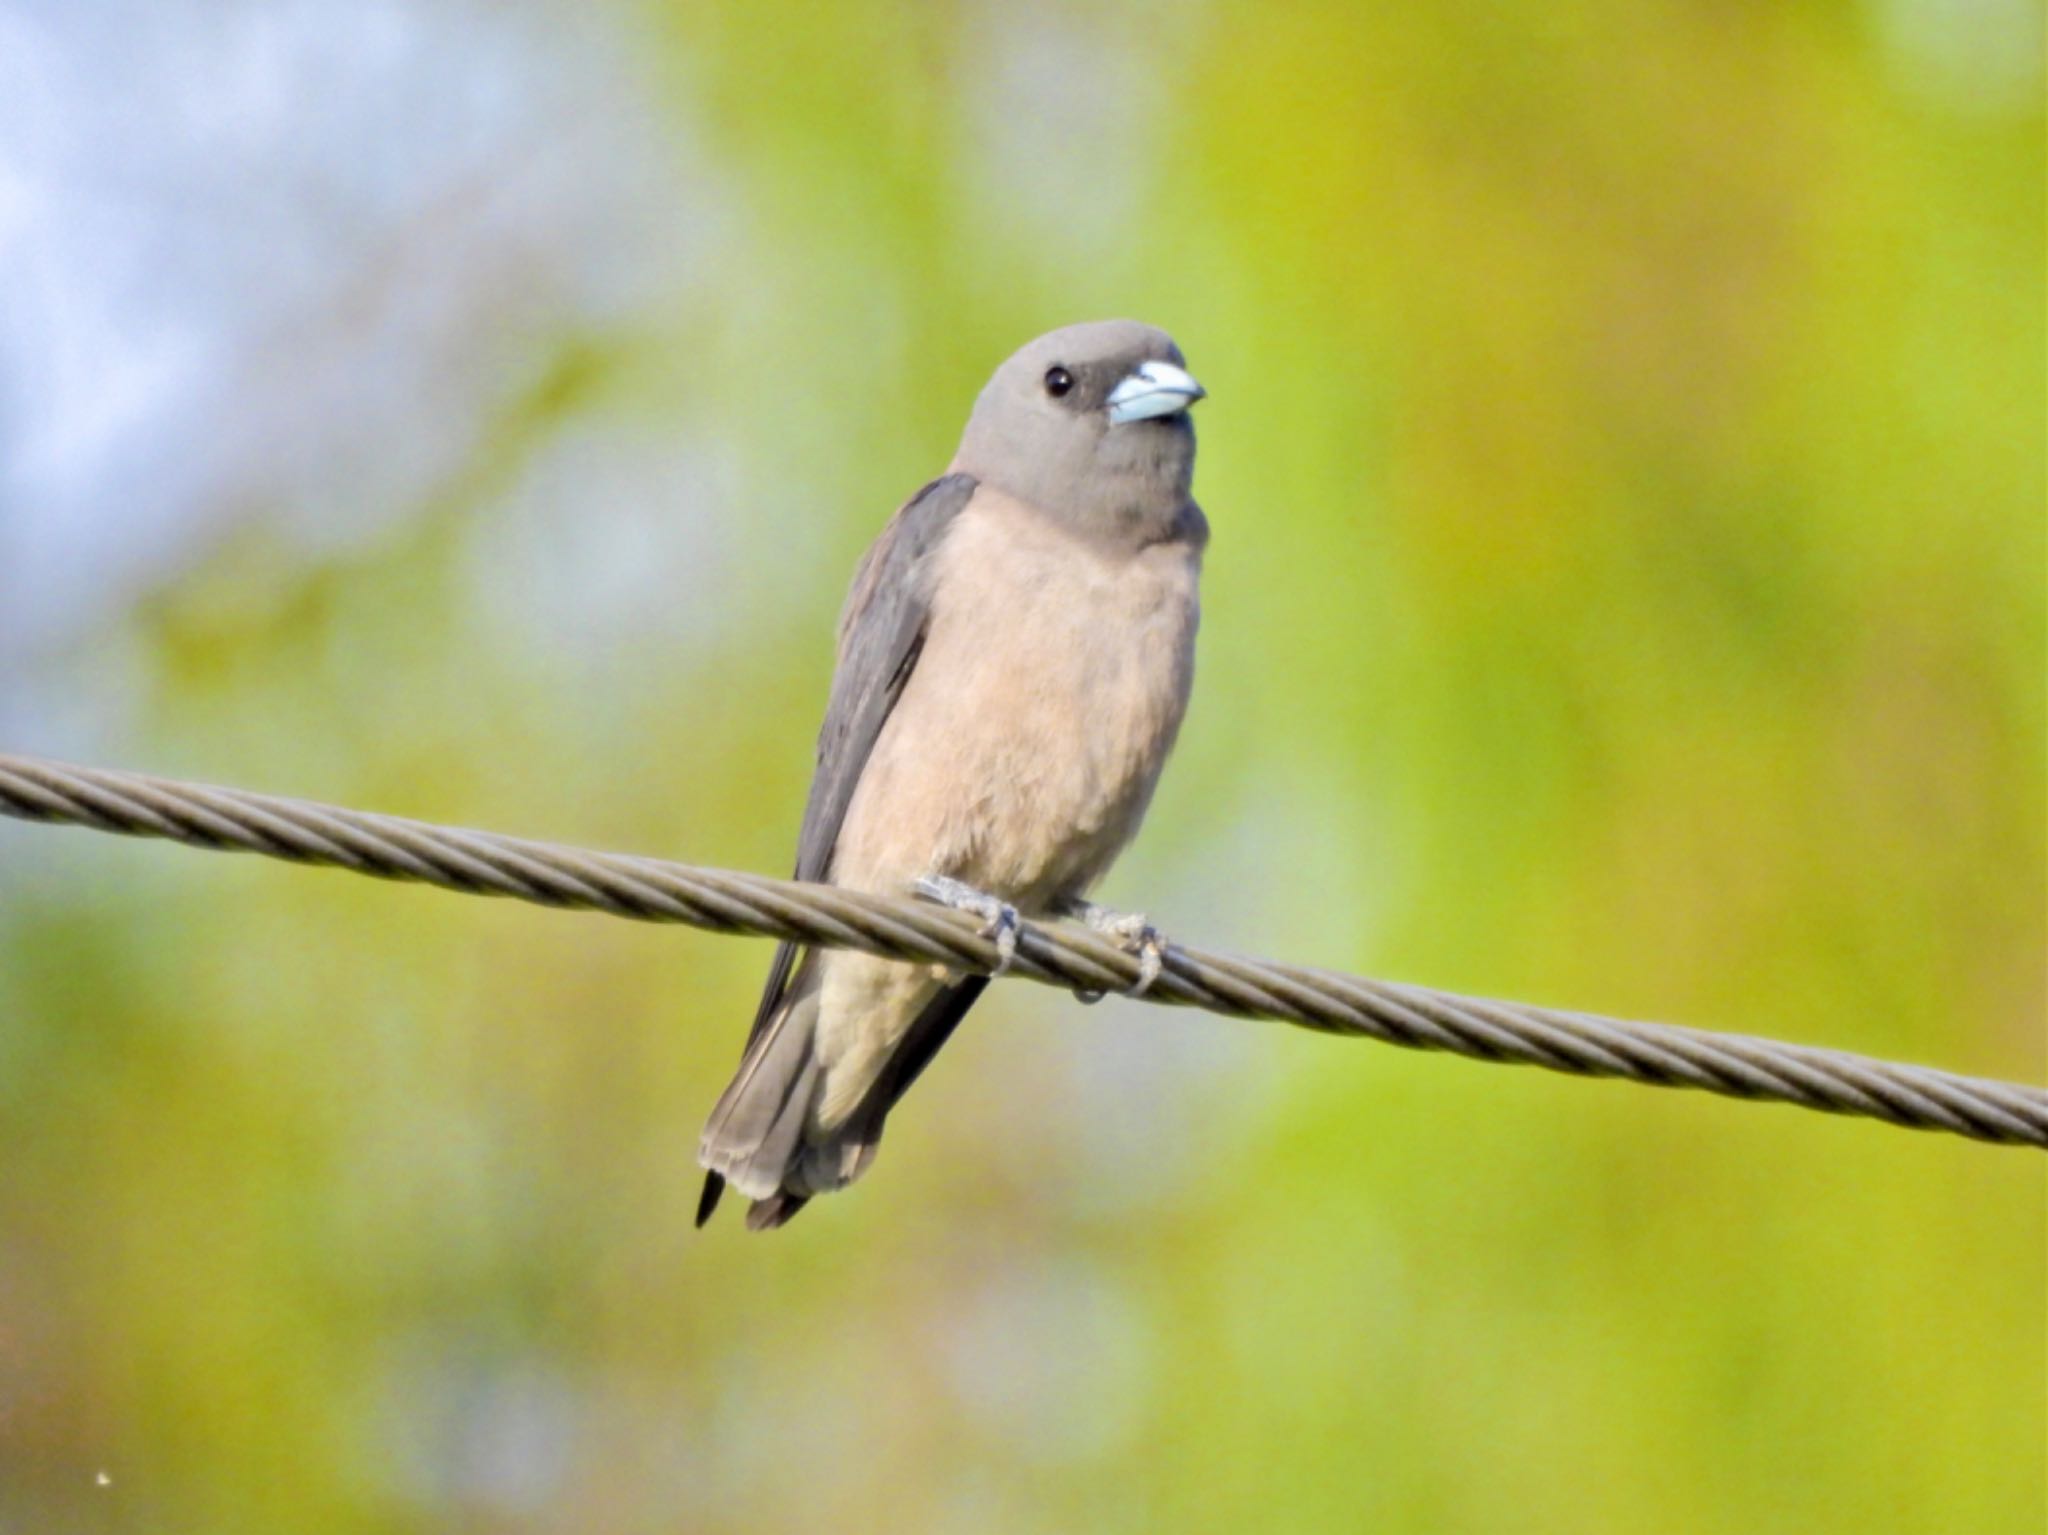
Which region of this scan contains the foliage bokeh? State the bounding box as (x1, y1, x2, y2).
(0, 2, 2041, 1530)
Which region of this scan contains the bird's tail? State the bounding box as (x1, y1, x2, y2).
(696, 990, 823, 1228)
(695, 974, 993, 1231)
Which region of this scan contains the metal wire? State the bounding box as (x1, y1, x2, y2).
(2, 750, 2042, 1149)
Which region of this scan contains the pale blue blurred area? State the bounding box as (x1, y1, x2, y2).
(0, 0, 719, 736)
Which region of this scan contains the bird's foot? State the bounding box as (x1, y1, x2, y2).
(1056, 897, 1167, 1001)
(914, 874, 1021, 977)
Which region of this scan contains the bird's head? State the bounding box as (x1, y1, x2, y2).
(953, 319, 1204, 542)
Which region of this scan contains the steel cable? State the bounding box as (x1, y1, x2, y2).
(2, 750, 2041, 1149)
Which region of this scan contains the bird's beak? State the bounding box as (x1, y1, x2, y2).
(1106, 360, 1206, 424)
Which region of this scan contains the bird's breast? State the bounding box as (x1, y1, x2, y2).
(834, 492, 1202, 909)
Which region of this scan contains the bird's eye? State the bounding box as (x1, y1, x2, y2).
(1043, 365, 1074, 398)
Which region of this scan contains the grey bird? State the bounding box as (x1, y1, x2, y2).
(696, 319, 1208, 1230)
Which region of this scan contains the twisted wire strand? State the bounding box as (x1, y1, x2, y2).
(2, 750, 2042, 1149)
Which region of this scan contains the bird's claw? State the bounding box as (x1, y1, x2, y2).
(1057, 898, 1168, 1000)
(914, 874, 1020, 977)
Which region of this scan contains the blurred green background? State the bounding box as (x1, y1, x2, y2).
(0, 1, 2041, 1531)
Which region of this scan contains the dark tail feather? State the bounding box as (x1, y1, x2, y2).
(694, 1172, 726, 1228)
(745, 1192, 812, 1230)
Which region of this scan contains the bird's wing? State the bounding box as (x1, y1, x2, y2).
(743, 472, 980, 1044)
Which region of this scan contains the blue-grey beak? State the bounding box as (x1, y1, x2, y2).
(1106, 360, 1206, 424)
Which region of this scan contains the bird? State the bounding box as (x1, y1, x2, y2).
(696, 319, 1208, 1230)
